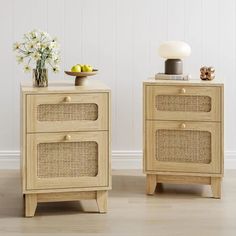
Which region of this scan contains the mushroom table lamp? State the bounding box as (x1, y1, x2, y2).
(158, 41, 191, 75)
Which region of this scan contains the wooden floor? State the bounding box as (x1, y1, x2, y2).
(0, 170, 236, 236)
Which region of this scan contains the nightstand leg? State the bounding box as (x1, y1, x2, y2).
(25, 194, 37, 217)
(211, 177, 221, 199)
(146, 174, 157, 195)
(96, 191, 107, 213)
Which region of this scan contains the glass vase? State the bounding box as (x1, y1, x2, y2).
(33, 68, 48, 87)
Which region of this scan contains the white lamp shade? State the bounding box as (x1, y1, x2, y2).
(158, 41, 191, 59)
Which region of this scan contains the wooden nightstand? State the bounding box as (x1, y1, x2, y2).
(143, 79, 224, 198)
(21, 80, 111, 217)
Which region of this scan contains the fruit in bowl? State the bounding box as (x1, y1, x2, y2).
(82, 64, 93, 72)
(71, 64, 82, 72)
(65, 64, 97, 86)
(70, 64, 94, 73)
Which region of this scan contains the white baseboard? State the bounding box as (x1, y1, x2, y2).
(0, 150, 236, 170)
(0, 151, 20, 169)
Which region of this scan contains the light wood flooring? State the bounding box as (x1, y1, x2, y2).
(0, 170, 236, 236)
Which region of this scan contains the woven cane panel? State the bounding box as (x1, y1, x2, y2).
(37, 103, 98, 121)
(37, 141, 98, 178)
(156, 130, 211, 163)
(156, 95, 211, 112)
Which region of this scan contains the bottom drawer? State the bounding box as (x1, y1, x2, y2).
(145, 120, 222, 174)
(26, 131, 109, 190)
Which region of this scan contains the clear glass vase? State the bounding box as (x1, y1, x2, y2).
(33, 68, 48, 87)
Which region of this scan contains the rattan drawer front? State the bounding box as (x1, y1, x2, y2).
(37, 103, 98, 122)
(27, 93, 108, 132)
(26, 131, 109, 190)
(156, 95, 211, 112)
(37, 141, 98, 178)
(146, 85, 221, 121)
(156, 129, 211, 164)
(145, 121, 221, 173)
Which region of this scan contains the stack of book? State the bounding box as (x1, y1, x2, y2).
(155, 73, 191, 81)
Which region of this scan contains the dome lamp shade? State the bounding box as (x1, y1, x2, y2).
(158, 41, 191, 75)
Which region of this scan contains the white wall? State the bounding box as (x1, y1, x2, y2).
(0, 0, 235, 169)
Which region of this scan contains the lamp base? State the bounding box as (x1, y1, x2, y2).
(165, 59, 183, 75)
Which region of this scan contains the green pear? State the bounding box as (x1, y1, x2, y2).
(82, 64, 93, 72)
(71, 64, 81, 72)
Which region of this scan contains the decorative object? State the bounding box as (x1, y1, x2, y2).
(65, 69, 98, 86)
(155, 73, 191, 81)
(143, 78, 224, 198)
(158, 41, 191, 75)
(32, 68, 48, 87)
(13, 29, 60, 87)
(21, 80, 111, 217)
(200, 66, 215, 80)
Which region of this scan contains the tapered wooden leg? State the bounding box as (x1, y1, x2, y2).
(211, 177, 221, 199)
(96, 191, 107, 213)
(156, 175, 164, 192)
(25, 194, 37, 217)
(146, 174, 157, 195)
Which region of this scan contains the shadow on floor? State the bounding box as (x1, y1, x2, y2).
(0, 171, 212, 218)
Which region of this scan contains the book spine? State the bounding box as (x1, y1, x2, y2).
(155, 74, 189, 80)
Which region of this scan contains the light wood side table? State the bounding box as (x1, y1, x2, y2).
(143, 79, 224, 198)
(21, 80, 111, 217)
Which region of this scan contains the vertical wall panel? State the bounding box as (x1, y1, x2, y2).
(148, 0, 168, 75)
(133, 0, 149, 149)
(64, 0, 83, 74)
(202, 0, 219, 68)
(115, 0, 135, 150)
(0, 0, 13, 149)
(47, 0, 65, 80)
(185, 0, 203, 77)
(167, 0, 185, 40)
(98, 0, 117, 149)
(82, 0, 99, 67)
(0, 0, 235, 160)
(218, 0, 236, 151)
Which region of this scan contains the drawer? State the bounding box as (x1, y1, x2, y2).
(145, 85, 221, 121)
(145, 120, 222, 174)
(26, 131, 109, 190)
(27, 93, 108, 132)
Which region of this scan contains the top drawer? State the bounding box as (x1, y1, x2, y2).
(145, 85, 221, 121)
(27, 93, 108, 133)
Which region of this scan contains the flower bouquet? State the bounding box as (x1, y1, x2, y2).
(13, 29, 60, 87)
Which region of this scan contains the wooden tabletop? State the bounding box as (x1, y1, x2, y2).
(21, 79, 111, 94)
(143, 77, 224, 87)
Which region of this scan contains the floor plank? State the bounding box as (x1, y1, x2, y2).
(0, 170, 236, 235)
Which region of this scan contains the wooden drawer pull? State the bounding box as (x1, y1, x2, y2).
(64, 134, 71, 141)
(64, 96, 71, 102)
(180, 88, 186, 94)
(180, 123, 186, 129)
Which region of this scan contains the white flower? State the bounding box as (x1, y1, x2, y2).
(13, 42, 21, 51)
(52, 66, 60, 73)
(35, 42, 41, 50)
(54, 58, 60, 64)
(24, 65, 31, 73)
(14, 29, 60, 73)
(25, 51, 32, 56)
(16, 55, 24, 64)
(48, 41, 59, 50)
(41, 31, 50, 38)
(27, 41, 35, 50)
(32, 52, 41, 60)
(30, 30, 38, 39)
(51, 53, 58, 61)
(41, 43, 47, 49)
